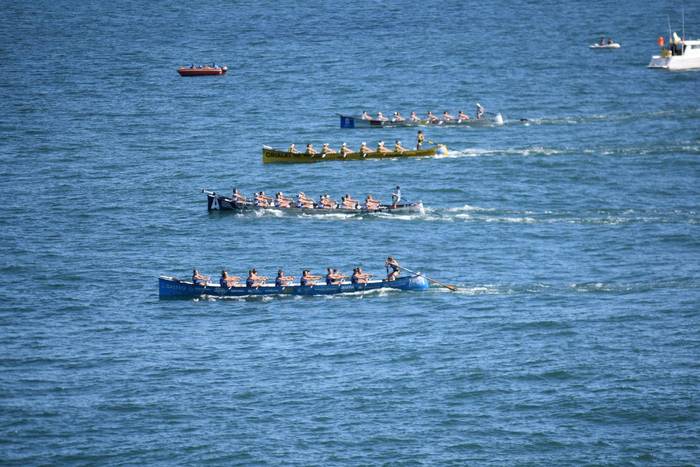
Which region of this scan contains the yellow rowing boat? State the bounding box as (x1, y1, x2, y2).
(262, 144, 448, 164)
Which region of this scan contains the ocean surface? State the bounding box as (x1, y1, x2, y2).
(2, 0, 699, 464)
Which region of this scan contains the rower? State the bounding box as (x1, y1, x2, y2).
(416, 130, 425, 150)
(300, 269, 321, 286)
(275, 192, 291, 208)
(232, 188, 247, 204)
(443, 111, 454, 122)
(297, 191, 314, 208)
(319, 194, 336, 209)
(409, 111, 420, 123)
(342, 193, 358, 209)
(426, 111, 439, 124)
(254, 191, 272, 208)
(246, 268, 267, 288)
(361, 111, 372, 120)
(385, 256, 400, 281)
(305, 143, 317, 156)
(391, 185, 401, 208)
(457, 110, 470, 122)
(325, 268, 335, 285)
(275, 269, 294, 287)
(365, 194, 380, 211)
(220, 270, 240, 288)
(377, 141, 391, 154)
(376, 111, 389, 122)
(393, 140, 406, 153)
(340, 142, 353, 158)
(392, 111, 405, 122)
(288, 143, 300, 153)
(321, 143, 337, 155)
(192, 268, 209, 286)
(351, 267, 371, 284)
(476, 103, 485, 120)
(359, 141, 371, 157)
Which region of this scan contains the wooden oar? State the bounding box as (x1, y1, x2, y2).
(398, 266, 458, 292)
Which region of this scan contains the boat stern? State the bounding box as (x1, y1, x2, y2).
(648, 55, 670, 69)
(159, 276, 198, 298)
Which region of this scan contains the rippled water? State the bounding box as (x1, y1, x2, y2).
(1, 0, 699, 464)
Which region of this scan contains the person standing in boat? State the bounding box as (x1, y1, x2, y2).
(275, 269, 294, 287)
(385, 257, 400, 281)
(476, 103, 485, 120)
(192, 269, 209, 286)
(305, 143, 317, 156)
(391, 186, 401, 208)
(416, 130, 425, 150)
(394, 140, 407, 153)
(288, 143, 299, 154)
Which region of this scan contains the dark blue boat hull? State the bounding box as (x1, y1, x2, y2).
(159, 274, 429, 299)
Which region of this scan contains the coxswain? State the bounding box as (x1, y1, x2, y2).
(359, 141, 372, 157)
(365, 194, 381, 211)
(300, 269, 321, 286)
(342, 194, 358, 209)
(321, 143, 337, 155)
(599, 36, 605, 46)
(275, 269, 294, 287)
(305, 143, 317, 156)
(288, 143, 300, 153)
(393, 140, 406, 153)
(340, 142, 353, 158)
(410, 111, 420, 123)
(392, 111, 405, 122)
(443, 111, 455, 122)
(361, 111, 372, 120)
(391, 185, 401, 208)
(426, 111, 439, 124)
(416, 130, 425, 150)
(220, 270, 240, 288)
(385, 256, 400, 281)
(476, 103, 485, 120)
(457, 110, 470, 122)
(192, 269, 209, 286)
(377, 141, 391, 154)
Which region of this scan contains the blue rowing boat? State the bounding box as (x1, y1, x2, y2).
(159, 274, 429, 299)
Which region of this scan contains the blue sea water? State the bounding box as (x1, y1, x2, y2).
(1, 0, 699, 464)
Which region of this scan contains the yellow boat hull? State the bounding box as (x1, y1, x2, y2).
(262, 145, 447, 163)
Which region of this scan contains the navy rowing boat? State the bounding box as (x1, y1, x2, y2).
(204, 191, 425, 215)
(159, 274, 430, 299)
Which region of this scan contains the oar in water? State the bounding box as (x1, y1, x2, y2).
(398, 266, 458, 292)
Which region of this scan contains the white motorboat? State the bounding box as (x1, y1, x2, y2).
(589, 42, 620, 49)
(649, 36, 700, 70)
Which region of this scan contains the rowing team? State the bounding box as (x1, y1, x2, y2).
(192, 257, 402, 288)
(362, 103, 486, 123)
(233, 186, 403, 209)
(289, 140, 415, 156)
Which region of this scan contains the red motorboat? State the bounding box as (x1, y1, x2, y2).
(177, 65, 228, 76)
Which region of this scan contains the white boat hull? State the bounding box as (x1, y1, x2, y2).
(590, 43, 620, 49)
(648, 54, 700, 70)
